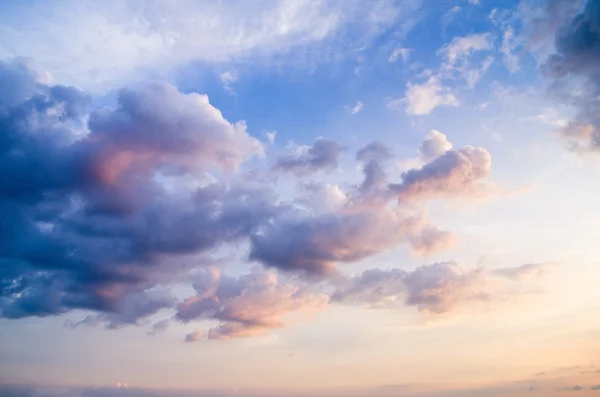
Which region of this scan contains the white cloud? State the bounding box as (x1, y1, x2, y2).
(468, 0, 481, 5)
(418, 130, 453, 161)
(351, 101, 364, 114)
(501, 26, 521, 73)
(219, 70, 238, 95)
(0, 0, 419, 91)
(389, 47, 412, 63)
(392, 76, 459, 115)
(266, 131, 277, 144)
(464, 56, 494, 88)
(439, 33, 494, 66)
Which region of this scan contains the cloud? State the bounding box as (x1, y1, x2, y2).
(184, 328, 205, 343)
(501, 26, 522, 73)
(351, 101, 364, 114)
(148, 319, 170, 335)
(494, 263, 549, 280)
(266, 131, 277, 144)
(438, 33, 495, 88)
(418, 130, 453, 162)
(438, 33, 494, 66)
(219, 71, 238, 95)
(392, 75, 460, 115)
(273, 138, 345, 176)
(249, 206, 449, 276)
(0, 58, 279, 322)
(0, 58, 502, 339)
(540, 0, 600, 152)
(176, 267, 329, 339)
(557, 385, 584, 391)
(406, 225, 457, 256)
(0, 0, 418, 91)
(389, 47, 412, 63)
(390, 145, 492, 201)
(332, 261, 540, 313)
(356, 142, 394, 195)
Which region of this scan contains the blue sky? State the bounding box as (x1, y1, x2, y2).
(1, 0, 600, 396)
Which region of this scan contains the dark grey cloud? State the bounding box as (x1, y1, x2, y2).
(541, 0, 600, 152)
(274, 137, 345, 175)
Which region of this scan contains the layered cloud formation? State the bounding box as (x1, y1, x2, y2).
(0, 57, 542, 340)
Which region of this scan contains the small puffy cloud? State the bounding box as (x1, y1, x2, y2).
(219, 70, 238, 95)
(274, 138, 345, 176)
(266, 131, 277, 144)
(393, 75, 460, 115)
(351, 101, 365, 114)
(389, 47, 412, 63)
(418, 130, 453, 162)
(468, 0, 481, 5)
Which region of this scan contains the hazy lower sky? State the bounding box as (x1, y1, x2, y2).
(1, 0, 600, 396)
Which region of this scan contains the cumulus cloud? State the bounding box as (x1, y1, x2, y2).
(540, 0, 600, 152)
(0, 58, 277, 322)
(418, 130, 453, 162)
(274, 138, 345, 176)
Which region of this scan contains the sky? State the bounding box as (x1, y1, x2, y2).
(0, 0, 600, 396)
